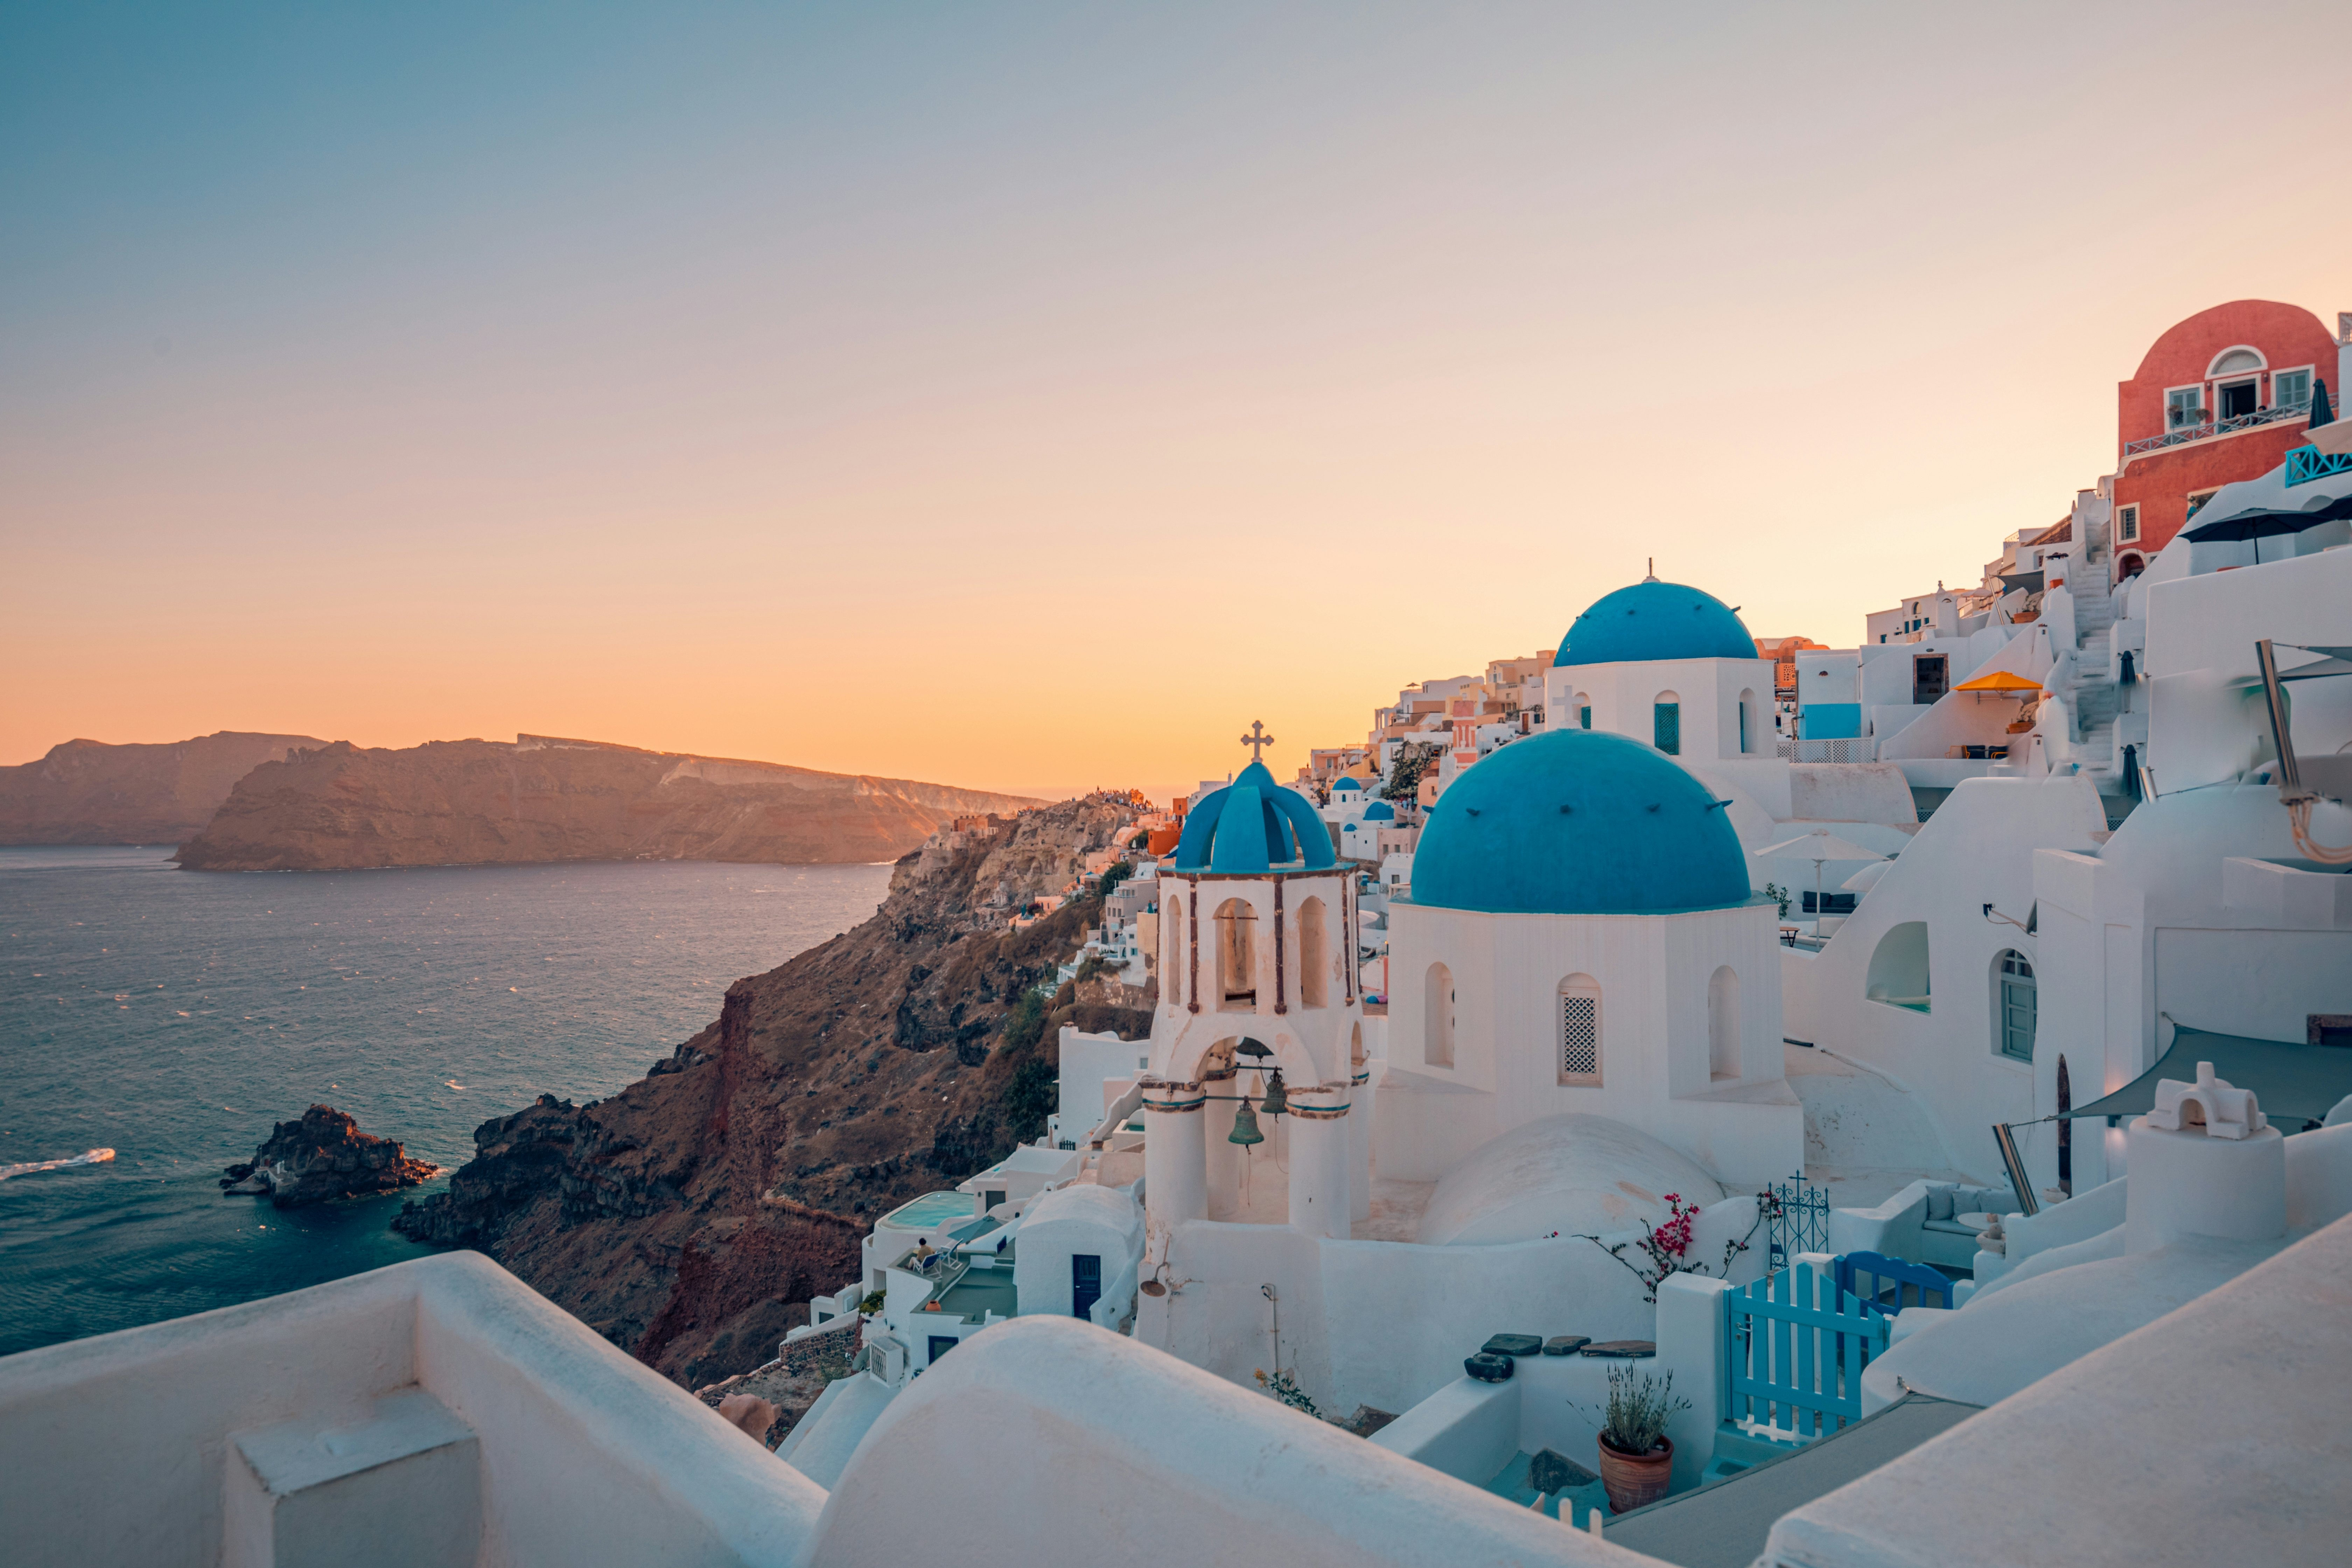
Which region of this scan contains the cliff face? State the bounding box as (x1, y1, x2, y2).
(394, 796, 1151, 1387)
(174, 734, 1042, 871)
(0, 732, 326, 845)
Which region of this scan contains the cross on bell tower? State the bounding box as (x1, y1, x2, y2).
(1239, 719, 1276, 763)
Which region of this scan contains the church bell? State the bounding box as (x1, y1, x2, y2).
(1228, 1097, 1265, 1147)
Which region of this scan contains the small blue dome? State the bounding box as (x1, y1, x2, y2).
(1362, 800, 1395, 821)
(1410, 731, 1750, 915)
(1556, 581, 1756, 668)
(1332, 776, 1362, 792)
(1173, 762, 1337, 873)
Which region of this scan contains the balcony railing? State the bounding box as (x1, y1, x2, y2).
(1778, 738, 1865, 763)
(2124, 397, 2310, 458)
(2286, 444, 2352, 488)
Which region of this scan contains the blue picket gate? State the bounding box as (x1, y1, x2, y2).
(1724, 1265, 1889, 1443)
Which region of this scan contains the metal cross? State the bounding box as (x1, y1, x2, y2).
(1239, 720, 1276, 763)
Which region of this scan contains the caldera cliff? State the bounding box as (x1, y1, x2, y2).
(392, 794, 1152, 1390)
(0, 731, 326, 845)
(174, 734, 1041, 870)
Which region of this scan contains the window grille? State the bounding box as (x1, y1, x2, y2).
(1559, 990, 1600, 1084)
(1653, 702, 1680, 755)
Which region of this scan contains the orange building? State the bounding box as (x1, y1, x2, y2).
(2111, 301, 2343, 575)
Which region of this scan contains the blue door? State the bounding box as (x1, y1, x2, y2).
(1071, 1253, 1102, 1318)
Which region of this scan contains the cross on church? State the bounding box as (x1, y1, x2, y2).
(1239, 720, 1276, 763)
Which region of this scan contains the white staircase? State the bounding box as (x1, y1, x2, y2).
(2064, 517, 2124, 790)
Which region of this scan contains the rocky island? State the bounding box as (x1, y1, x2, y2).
(173, 733, 1042, 871)
(0, 731, 326, 844)
(393, 793, 1149, 1387)
(222, 1105, 439, 1208)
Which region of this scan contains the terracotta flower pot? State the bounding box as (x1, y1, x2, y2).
(1597, 1434, 1674, 1515)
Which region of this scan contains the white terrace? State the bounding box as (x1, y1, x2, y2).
(5, 1215, 2350, 1568)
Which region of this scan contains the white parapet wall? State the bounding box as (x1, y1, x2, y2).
(0, 1252, 826, 1568)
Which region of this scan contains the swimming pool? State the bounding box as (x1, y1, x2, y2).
(877, 1191, 977, 1235)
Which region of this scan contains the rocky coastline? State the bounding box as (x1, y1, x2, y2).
(391, 794, 1152, 1388)
(222, 1105, 439, 1208)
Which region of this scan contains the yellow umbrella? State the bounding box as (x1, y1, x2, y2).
(1952, 670, 2042, 693)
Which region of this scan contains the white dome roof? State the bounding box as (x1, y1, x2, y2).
(1417, 1114, 1724, 1246)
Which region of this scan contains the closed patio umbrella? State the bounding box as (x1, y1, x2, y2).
(1756, 829, 1885, 927)
(2180, 453, 2352, 561)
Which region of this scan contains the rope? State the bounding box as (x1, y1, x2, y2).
(2288, 798, 2352, 865)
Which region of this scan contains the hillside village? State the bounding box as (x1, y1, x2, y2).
(8, 298, 2351, 1568)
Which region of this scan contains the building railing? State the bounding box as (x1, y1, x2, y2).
(2123, 397, 2310, 458)
(2286, 444, 2352, 488)
(1778, 738, 1865, 763)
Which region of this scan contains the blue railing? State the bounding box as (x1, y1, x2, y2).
(1765, 1171, 1831, 1268)
(2285, 445, 2352, 488)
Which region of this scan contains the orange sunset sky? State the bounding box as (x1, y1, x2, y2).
(5, 5, 2348, 800)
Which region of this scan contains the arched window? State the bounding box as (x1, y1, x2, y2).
(1866, 922, 1931, 1012)
(1707, 966, 1740, 1080)
(1557, 975, 1601, 1085)
(1424, 961, 1455, 1068)
(2056, 1054, 2072, 1195)
(1576, 693, 1594, 731)
(1215, 898, 1256, 1009)
(1350, 1021, 1365, 1074)
(1165, 891, 1185, 999)
(1298, 896, 1328, 1009)
(1995, 949, 2035, 1061)
(2117, 553, 2145, 581)
(2207, 346, 2265, 377)
(1653, 692, 1681, 755)
(1737, 688, 1757, 755)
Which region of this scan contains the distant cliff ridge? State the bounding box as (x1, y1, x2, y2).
(172, 735, 1043, 871)
(0, 731, 327, 845)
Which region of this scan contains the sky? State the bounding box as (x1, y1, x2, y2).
(4, 3, 2347, 800)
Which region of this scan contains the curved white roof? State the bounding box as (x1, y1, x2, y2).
(1416, 1113, 1724, 1246)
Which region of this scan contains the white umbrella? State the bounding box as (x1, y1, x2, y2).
(1841, 860, 1893, 894)
(1756, 830, 1886, 923)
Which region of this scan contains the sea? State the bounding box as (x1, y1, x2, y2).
(0, 846, 893, 1358)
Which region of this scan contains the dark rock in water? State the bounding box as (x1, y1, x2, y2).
(1544, 1335, 1591, 1356)
(1529, 1448, 1597, 1493)
(1579, 1339, 1657, 1358)
(230, 1105, 437, 1209)
(1464, 1352, 1515, 1382)
(1483, 1333, 1545, 1358)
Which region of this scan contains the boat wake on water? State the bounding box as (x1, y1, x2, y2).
(0, 1148, 117, 1182)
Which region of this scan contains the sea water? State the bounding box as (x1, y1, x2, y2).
(0, 847, 891, 1357)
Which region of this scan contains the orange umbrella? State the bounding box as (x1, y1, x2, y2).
(1953, 670, 2042, 693)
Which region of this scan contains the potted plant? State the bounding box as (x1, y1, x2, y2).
(1594, 1365, 1688, 1515)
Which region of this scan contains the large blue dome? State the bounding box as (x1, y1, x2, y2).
(1409, 731, 1752, 915)
(1173, 762, 1337, 874)
(1556, 581, 1757, 667)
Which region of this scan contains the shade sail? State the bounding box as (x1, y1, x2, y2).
(1953, 670, 2042, 693)
(2059, 1026, 2352, 1131)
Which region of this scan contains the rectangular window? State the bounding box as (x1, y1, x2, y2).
(1579, 706, 1592, 730)
(1559, 993, 1600, 1085)
(1738, 701, 1749, 754)
(2166, 387, 2203, 428)
(2118, 504, 2139, 543)
(1653, 703, 1680, 755)
(2275, 368, 2312, 408)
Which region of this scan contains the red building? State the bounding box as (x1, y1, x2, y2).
(2110, 300, 2344, 575)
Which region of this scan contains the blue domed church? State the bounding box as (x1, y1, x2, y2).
(1542, 575, 1778, 763)
(1381, 679, 1804, 1188)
